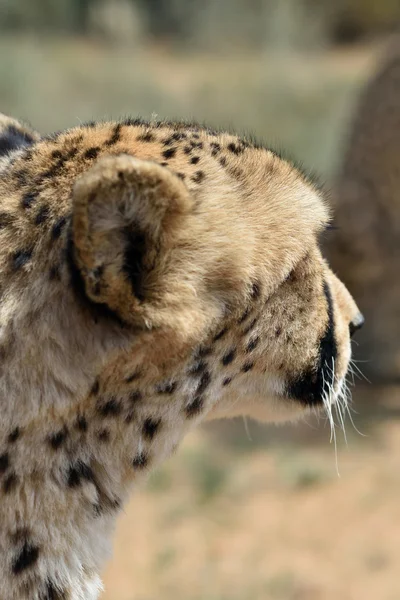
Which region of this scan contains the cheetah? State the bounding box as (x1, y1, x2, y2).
(326, 38, 400, 382)
(0, 113, 363, 599)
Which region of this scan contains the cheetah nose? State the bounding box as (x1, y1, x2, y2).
(349, 312, 365, 338)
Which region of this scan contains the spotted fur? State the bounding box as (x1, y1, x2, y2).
(0, 113, 362, 599)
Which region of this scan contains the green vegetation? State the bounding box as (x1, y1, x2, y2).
(1, 0, 399, 48)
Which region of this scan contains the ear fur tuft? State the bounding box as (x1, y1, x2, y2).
(72, 154, 193, 329)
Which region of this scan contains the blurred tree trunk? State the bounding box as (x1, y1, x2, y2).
(70, 0, 93, 34)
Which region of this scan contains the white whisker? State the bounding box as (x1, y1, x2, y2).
(243, 416, 253, 441)
(350, 359, 371, 383)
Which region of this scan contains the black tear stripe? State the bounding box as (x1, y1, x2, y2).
(287, 281, 337, 406)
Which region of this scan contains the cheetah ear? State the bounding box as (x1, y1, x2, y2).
(0, 113, 40, 156)
(71, 154, 198, 334)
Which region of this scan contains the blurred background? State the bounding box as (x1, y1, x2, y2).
(1, 1, 400, 599)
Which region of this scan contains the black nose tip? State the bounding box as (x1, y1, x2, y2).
(349, 312, 365, 337)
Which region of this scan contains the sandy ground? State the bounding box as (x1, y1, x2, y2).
(102, 385, 400, 600)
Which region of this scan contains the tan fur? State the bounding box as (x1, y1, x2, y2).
(326, 38, 400, 382)
(0, 115, 361, 599)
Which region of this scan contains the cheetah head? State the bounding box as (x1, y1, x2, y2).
(0, 114, 364, 442)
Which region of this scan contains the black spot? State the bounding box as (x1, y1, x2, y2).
(48, 427, 68, 450)
(163, 135, 175, 146)
(243, 318, 257, 335)
(196, 346, 212, 358)
(246, 337, 259, 352)
(8, 428, 20, 443)
(97, 429, 110, 442)
(75, 415, 88, 432)
(191, 170, 205, 184)
(123, 117, 146, 127)
(93, 493, 121, 517)
(42, 580, 67, 600)
(142, 418, 161, 441)
(196, 370, 211, 395)
(12, 249, 32, 270)
(188, 360, 207, 376)
(97, 398, 122, 417)
(222, 349, 236, 366)
(123, 227, 147, 302)
(137, 131, 155, 143)
(49, 265, 61, 281)
(35, 205, 50, 225)
(185, 395, 204, 418)
(38, 147, 78, 180)
(222, 377, 232, 386)
(132, 452, 148, 469)
(251, 281, 261, 300)
(84, 147, 100, 160)
(0, 452, 9, 473)
(13, 169, 28, 187)
(73, 134, 84, 145)
(12, 542, 40, 574)
(0, 212, 15, 228)
(175, 131, 187, 140)
(129, 391, 142, 404)
(227, 142, 244, 155)
(275, 327, 282, 337)
(219, 156, 227, 167)
(176, 172, 185, 180)
(51, 150, 63, 160)
(105, 123, 122, 146)
(183, 145, 192, 155)
(164, 132, 186, 144)
(228, 165, 244, 179)
(125, 412, 135, 424)
(241, 361, 254, 373)
(67, 460, 94, 487)
(190, 156, 200, 165)
(90, 379, 100, 396)
(213, 327, 228, 342)
(3, 472, 18, 493)
(160, 161, 168, 167)
(237, 307, 250, 324)
(211, 142, 221, 156)
(162, 147, 176, 160)
(125, 370, 141, 383)
(156, 381, 177, 394)
(52, 216, 67, 239)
